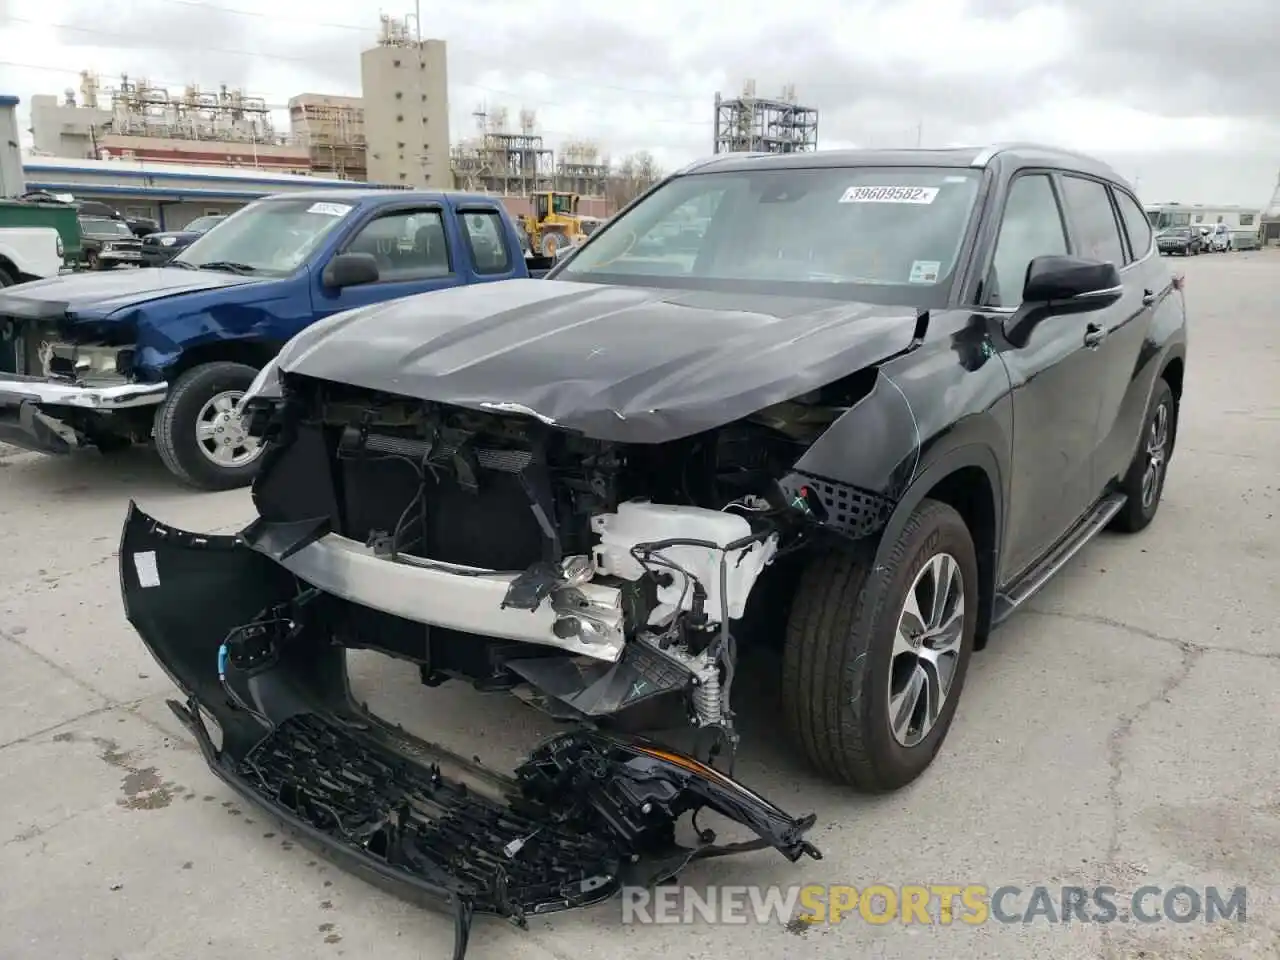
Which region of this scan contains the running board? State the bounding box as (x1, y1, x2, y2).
(992, 492, 1126, 623)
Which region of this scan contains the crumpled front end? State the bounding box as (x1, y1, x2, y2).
(119, 504, 822, 959)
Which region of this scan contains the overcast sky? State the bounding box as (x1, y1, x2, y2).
(2, 0, 1279, 207)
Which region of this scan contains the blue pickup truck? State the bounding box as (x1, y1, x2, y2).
(0, 188, 550, 489)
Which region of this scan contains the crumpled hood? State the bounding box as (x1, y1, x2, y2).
(276, 278, 921, 443)
(0, 266, 261, 321)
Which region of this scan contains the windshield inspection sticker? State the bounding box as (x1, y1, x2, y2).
(306, 201, 352, 217)
(909, 260, 942, 284)
(840, 185, 939, 204)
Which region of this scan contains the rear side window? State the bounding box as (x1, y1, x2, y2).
(460, 211, 512, 274)
(1113, 189, 1154, 262)
(1060, 175, 1126, 266)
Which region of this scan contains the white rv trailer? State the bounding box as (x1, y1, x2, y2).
(1145, 202, 1261, 240)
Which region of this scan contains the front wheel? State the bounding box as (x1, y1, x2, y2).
(539, 231, 564, 258)
(153, 361, 266, 491)
(782, 499, 979, 792)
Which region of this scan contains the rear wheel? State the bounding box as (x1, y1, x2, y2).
(782, 499, 978, 791)
(1110, 378, 1176, 533)
(153, 361, 265, 491)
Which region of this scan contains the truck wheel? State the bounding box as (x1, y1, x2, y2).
(782, 499, 978, 792)
(0, 265, 13, 287)
(539, 232, 564, 258)
(86, 250, 101, 270)
(1109, 378, 1176, 534)
(153, 361, 265, 491)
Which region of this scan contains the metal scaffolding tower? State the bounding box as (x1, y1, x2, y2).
(713, 81, 818, 154)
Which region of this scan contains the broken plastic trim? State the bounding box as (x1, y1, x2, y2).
(119, 502, 822, 960)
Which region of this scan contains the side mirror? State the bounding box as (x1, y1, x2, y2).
(1022, 255, 1122, 307)
(322, 252, 380, 289)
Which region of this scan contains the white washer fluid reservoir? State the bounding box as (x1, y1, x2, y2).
(590, 501, 779, 624)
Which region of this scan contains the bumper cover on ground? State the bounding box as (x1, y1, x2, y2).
(120, 502, 822, 960)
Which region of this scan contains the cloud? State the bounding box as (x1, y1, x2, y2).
(1, 0, 1277, 204)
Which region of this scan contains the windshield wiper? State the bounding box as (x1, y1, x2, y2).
(196, 261, 257, 275)
(165, 259, 197, 270)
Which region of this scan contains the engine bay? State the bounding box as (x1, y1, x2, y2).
(246, 375, 854, 761)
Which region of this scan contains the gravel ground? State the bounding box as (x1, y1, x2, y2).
(1, 250, 1277, 960)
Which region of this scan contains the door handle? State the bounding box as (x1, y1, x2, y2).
(1084, 323, 1107, 348)
(1142, 289, 1156, 306)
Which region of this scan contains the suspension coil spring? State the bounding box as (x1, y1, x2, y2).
(692, 670, 722, 726)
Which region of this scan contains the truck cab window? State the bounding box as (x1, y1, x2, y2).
(344, 210, 451, 280)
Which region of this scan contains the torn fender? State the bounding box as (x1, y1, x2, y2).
(271, 278, 922, 443)
(118, 503, 822, 960)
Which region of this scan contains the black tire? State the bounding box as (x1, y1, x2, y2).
(782, 499, 979, 792)
(86, 250, 100, 270)
(0, 264, 13, 287)
(153, 361, 265, 491)
(1109, 378, 1176, 534)
(539, 231, 564, 257)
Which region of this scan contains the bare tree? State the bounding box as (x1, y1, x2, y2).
(606, 151, 663, 211)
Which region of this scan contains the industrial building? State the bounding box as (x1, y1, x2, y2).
(19, 154, 405, 230)
(449, 107, 611, 200)
(29, 72, 310, 173)
(22, 14, 619, 215)
(288, 94, 367, 181)
(360, 15, 451, 188)
(713, 81, 819, 154)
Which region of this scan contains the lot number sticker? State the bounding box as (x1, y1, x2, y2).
(307, 201, 352, 217)
(909, 260, 942, 284)
(840, 186, 939, 204)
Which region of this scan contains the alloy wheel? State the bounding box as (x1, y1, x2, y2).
(888, 553, 965, 748)
(1141, 400, 1170, 510)
(195, 389, 262, 468)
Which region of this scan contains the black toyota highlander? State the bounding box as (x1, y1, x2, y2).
(121, 142, 1188, 959)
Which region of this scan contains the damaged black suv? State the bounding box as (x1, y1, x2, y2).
(121, 143, 1186, 952)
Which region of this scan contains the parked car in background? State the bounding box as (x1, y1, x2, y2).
(0, 190, 552, 490)
(75, 199, 158, 237)
(1205, 223, 1232, 252)
(140, 215, 227, 266)
(1157, 226, 1202, 255)
(78, 216, 144, 269)
(1234, 231, 1261, 251)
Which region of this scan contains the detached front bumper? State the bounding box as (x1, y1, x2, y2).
(119, 503, 822, 959)
(0, 375, 167, 453)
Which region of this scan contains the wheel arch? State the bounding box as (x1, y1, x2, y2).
(1159, 353, 1184, 406)
(167, 338, 284, 379)
(869, 444, 1003, 649)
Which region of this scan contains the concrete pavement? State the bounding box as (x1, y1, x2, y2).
(1, 250, 1277, 959)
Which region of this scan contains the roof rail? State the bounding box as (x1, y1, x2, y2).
(676, 151, 776, 175)
(970, 141, 1110, 169)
